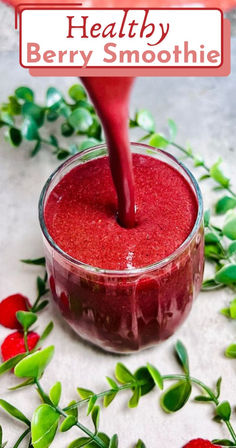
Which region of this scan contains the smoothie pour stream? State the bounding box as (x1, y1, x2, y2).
(82, 77, 136, 228)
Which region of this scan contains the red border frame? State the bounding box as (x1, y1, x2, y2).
(18, 6, 224, 71)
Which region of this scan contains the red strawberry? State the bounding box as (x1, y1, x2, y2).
(183, 440, 220, 448)
(0, 294, 31, 329)
(1, 331, 40, 361)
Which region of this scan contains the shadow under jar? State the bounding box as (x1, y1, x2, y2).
(39, 143, 204, 353)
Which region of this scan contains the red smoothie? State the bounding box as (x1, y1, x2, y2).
(45, 154, 197, 270)
(40, 144, 204, 353)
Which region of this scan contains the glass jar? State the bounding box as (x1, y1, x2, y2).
(39, 143, 204, 353)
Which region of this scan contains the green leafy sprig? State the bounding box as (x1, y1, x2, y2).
(0, 262, 52, 377)
(0, 85, 102, 160)
(132, 112, 236, 212)
(1, 341, 236, 447)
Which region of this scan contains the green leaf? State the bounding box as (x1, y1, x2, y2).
(215, 264, 236, 285)
(228, 241, 236, 257)
(7, 127, 22, 147)
(135, 440, 146, 448)
(109, 434, 118, 448)
(37, 276, 47, 296)
(228, 298, 236, 319)
(216, 377, 222, 398)
(199, 174, 211, 182)
(128, 387, 141, 408)
(209, 158, 230, 189)
(201, 278, 221, 290)
(225, 344, 236, 358)
(8, 96, 22, 115)
(175, 340, 190, 375)
(21, 257, 45, 266)
(49, 382, 61, 406)
(103, 391, 117, 408)
(66, 401, 78, 419)
(194, 155, 204, 167)
(46, 87, 63, 109)
(22, 102, 45, 127)
(9, 378, 34, 390)
(79, 138, 100, 151)
(30, 140, 41, 157)
(194, 395, 213, 402)
(0, 353, 26, 376)
(34, 302, 49, 314)
(16, 311, 37, 331)
(160, 380, 192, 413)
(146, 363, 163, 390)
(204, 243, 225, 261)
(215, 196, 236, 214)
(87, 117, 102, 140)
(31, 404, 60, 448)
(223, 212, 236, 240)
(49, 135, 58, 148)
(204, 209, 211, 227)
(57, 149, 71, 160)
(205, 232, 221, 244)
(1, 112, 14, 126)
(60, 415, 76, 432)
(91, 406, 100, 432)
(215, 401, 231, 421)
(68, 437, 91, 448)
(106, 377, 118, 390)
(69, 84, 87, 102)
(168, 118, 177, 142)
(14, 346, 54, 379)
(134, 367, 155, 396)
(136, 109, 155, 133)
(21, 117, 39, 141)
(77, 387, 94, 399)
(47, 110, 59, 122)
(15, 86, 34, 102)
(149, 133, 169, 149)
(115, 363, 135, 384)
(68, 108, 93, 132)
(212, 439, 235, 446)
(61, 122, 74, 137)
(0, 399, 30, 426)
(36, 322, 54, 348)
(0, 425, 2, 446)
(87, 395, 97, 415)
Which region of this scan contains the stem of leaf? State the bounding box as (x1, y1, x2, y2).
(163, 374, 236, 444)
(169, 141, 236, 198)
(63, 383, 134, 412)
(23, 331, 29, 354)
(35, 379, 107, 448)
(13, 428, 31, 448)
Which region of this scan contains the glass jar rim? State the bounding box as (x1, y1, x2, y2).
(39, 142, 203, 276)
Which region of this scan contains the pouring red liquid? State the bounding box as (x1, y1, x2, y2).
(82, 77, 135, 228)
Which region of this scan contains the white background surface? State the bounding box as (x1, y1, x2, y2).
(0, 30, 236, 448)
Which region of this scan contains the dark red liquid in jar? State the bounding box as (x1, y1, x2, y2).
(42, 146, 204, 353)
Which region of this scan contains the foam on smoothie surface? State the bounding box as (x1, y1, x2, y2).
(45, 153, 198, 270)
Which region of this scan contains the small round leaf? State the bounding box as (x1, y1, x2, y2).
(31, 404, 60, 448)
(14, 346, 54, 379)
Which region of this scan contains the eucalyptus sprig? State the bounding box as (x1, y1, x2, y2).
(1, 341, 236, 447)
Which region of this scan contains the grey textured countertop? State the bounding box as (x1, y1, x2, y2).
(0, 6, 236, 447)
